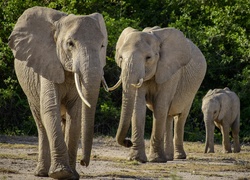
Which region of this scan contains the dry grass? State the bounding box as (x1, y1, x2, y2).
(1, 136, 250, 179)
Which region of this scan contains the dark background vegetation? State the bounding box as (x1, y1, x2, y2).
(0, 0, 249, 143)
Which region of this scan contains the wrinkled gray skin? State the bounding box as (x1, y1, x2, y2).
(8, 7, 107, 179)
(113, 26, 207, 163)
(202, 87, 241, 153)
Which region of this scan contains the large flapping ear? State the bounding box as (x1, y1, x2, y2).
(151, 28, 191, 84)
(88, 13, 108, 72)
(115, 27, 137, 67)
(8, 6, 67, 83)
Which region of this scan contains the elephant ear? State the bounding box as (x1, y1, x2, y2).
(115, 27, 138, 67)
(218, 92, 230, 120)
(142, 26, 161, 32)
(152, 28, 191, 84)
(88, 13, 108, 73)
(8, 6, 67, 83)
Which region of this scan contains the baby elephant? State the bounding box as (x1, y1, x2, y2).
(202, 87, 240, 153)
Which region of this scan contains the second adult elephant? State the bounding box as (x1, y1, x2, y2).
(202, 87, 241, 153)
(109, 27, 207, 162)
(8, 7, 108, 179)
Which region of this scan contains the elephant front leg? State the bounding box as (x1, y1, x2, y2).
(129, 92, 147, 163)
(29, 102, 50, 177)
(148, 107, 168, 163)
(40, 80, 73, 179)
(64, 100, 82, 179)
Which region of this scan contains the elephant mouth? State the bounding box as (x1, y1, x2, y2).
(107, 77, 144, 91)
(74, 73, 109, 107)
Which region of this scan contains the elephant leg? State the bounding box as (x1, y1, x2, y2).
(129, 90, 147, 163)
(165, 116, 174, 161)
(148, 107, 167, 163)
(221, 124, 232, 153)
(173, 110, 189, 159)
(64, 100, 82, 179)
(29, 102, 50, 177)
(232, 120, 240, 153)
(40, 79, 73, 179)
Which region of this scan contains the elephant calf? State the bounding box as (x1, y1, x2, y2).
(202, 87, 241, 153)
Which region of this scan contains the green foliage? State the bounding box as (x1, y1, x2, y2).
(1, 0, 250, 143)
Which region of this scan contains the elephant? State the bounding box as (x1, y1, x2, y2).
(8, 6, 108, 179)
(108, 26, 207, 163)
(202, 87, 241, 153)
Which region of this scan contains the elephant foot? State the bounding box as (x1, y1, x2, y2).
(71, 169, 80, 180)
(49, 163, 74, 179)
(166, 154, 174, 161)
(174, 153, 186, 159)
(223, 149, 232, 153)
(34, 164, 49, 177)
(148, 151, 167, 163)
(148, 155, 167, 163)
(174, 151, 186, 159)
(174, 145, 186, 159)
(233, 147, 241, 153)
(128, 150, 147, 163)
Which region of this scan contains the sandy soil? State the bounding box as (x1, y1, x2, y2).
(0, 135, 250, 180)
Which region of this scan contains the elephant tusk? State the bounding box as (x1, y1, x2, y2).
(108, 78, 122, 91)
(101, 76, 109, 92)
(131, 78, 144, 88)
(74, 73, 91, 108)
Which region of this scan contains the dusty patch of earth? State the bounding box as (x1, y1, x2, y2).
(0, 135, 250, 179)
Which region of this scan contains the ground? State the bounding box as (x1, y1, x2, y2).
(0, 135, 250, 180)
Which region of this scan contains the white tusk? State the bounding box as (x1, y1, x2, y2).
(74, 73, 91, 108)
(101, 76, 109, 92)
(131, 78, 144, 88)
(108, 78, 122, 91)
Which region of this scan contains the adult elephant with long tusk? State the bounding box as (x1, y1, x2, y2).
(109, 26, 206, 163)
(8, 6, 108, 179)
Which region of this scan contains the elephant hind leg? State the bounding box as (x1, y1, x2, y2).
(221, 125, 232, 153)
(29, 102, 50, 177)
(173, 111, 189, 159)
(232, 119, 241, 153)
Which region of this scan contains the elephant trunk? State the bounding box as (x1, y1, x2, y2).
(116, 90, 135, 147)
(116, 57, 142, 147)
(204, 113, 215, 153)
(73, 48, 102, 167)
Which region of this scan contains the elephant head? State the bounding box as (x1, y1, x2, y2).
(202, 88, 231, 153)
(8, 7, 108, 166)
(111, 27, 192, 147)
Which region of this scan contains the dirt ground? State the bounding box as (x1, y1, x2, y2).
(0, 135, 250, 180)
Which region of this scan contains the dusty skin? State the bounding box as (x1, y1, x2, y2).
(0, 135, 250, 180)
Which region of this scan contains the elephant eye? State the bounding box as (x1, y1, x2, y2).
(67, 40, 75, 49)
(146, 56, 151, 61)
